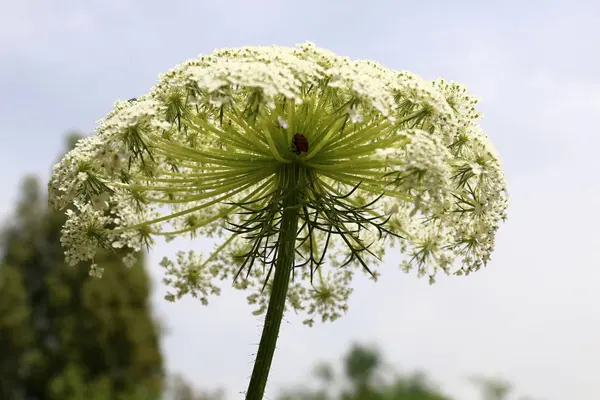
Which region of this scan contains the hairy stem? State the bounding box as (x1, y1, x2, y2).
(246, 164, 300, 400)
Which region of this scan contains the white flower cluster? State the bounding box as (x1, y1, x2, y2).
(60, 201, 112, 266)
(48, 42, 507, 324)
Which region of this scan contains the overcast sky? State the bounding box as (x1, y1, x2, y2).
(1, 0, 599, 399)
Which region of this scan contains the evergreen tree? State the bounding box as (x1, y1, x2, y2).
(0, 259, 32, 400)
(0, 134, 164, 400)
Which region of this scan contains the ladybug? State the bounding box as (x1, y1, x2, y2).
(291, 133, 308, 155)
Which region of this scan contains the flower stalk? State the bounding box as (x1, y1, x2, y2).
(246, 164, 300, 400)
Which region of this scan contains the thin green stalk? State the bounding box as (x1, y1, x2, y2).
(245, 164, 300, 400)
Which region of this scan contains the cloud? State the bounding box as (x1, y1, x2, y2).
(0, 1, 96, 53)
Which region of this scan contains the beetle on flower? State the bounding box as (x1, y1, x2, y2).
(291, 133, 309, 155)
(49, 42, 508, 400)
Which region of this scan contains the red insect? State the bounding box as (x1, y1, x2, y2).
(291, 133, 308, 155)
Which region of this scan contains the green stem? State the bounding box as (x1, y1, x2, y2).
(245, 164, 300, 400)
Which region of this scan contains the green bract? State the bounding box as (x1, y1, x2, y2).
(49, 42, 507, 327)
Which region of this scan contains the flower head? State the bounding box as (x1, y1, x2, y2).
(49, 42, 507, 323)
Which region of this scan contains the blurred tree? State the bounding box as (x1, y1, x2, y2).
(278, 343, 452, 400)
(277, 343, 541, 400)
(162, 374, 225, 400)
(469, 377, 512, 400)
(0, 261, 31, 400)
(0, 133, 164, 400)
(469, 376, 536, 400)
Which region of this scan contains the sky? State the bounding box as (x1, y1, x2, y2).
(1, 0, 599, 399)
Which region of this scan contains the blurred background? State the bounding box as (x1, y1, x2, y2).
(1, 0, 599, 399)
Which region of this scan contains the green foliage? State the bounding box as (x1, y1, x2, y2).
(277, 343, 540, 400)
(0, 263, 31, 400)
(162, 374, 225, 400)
(469, 377, 515, 400)
(0, 134, 164, 400)
(278, 343, 452, 400)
